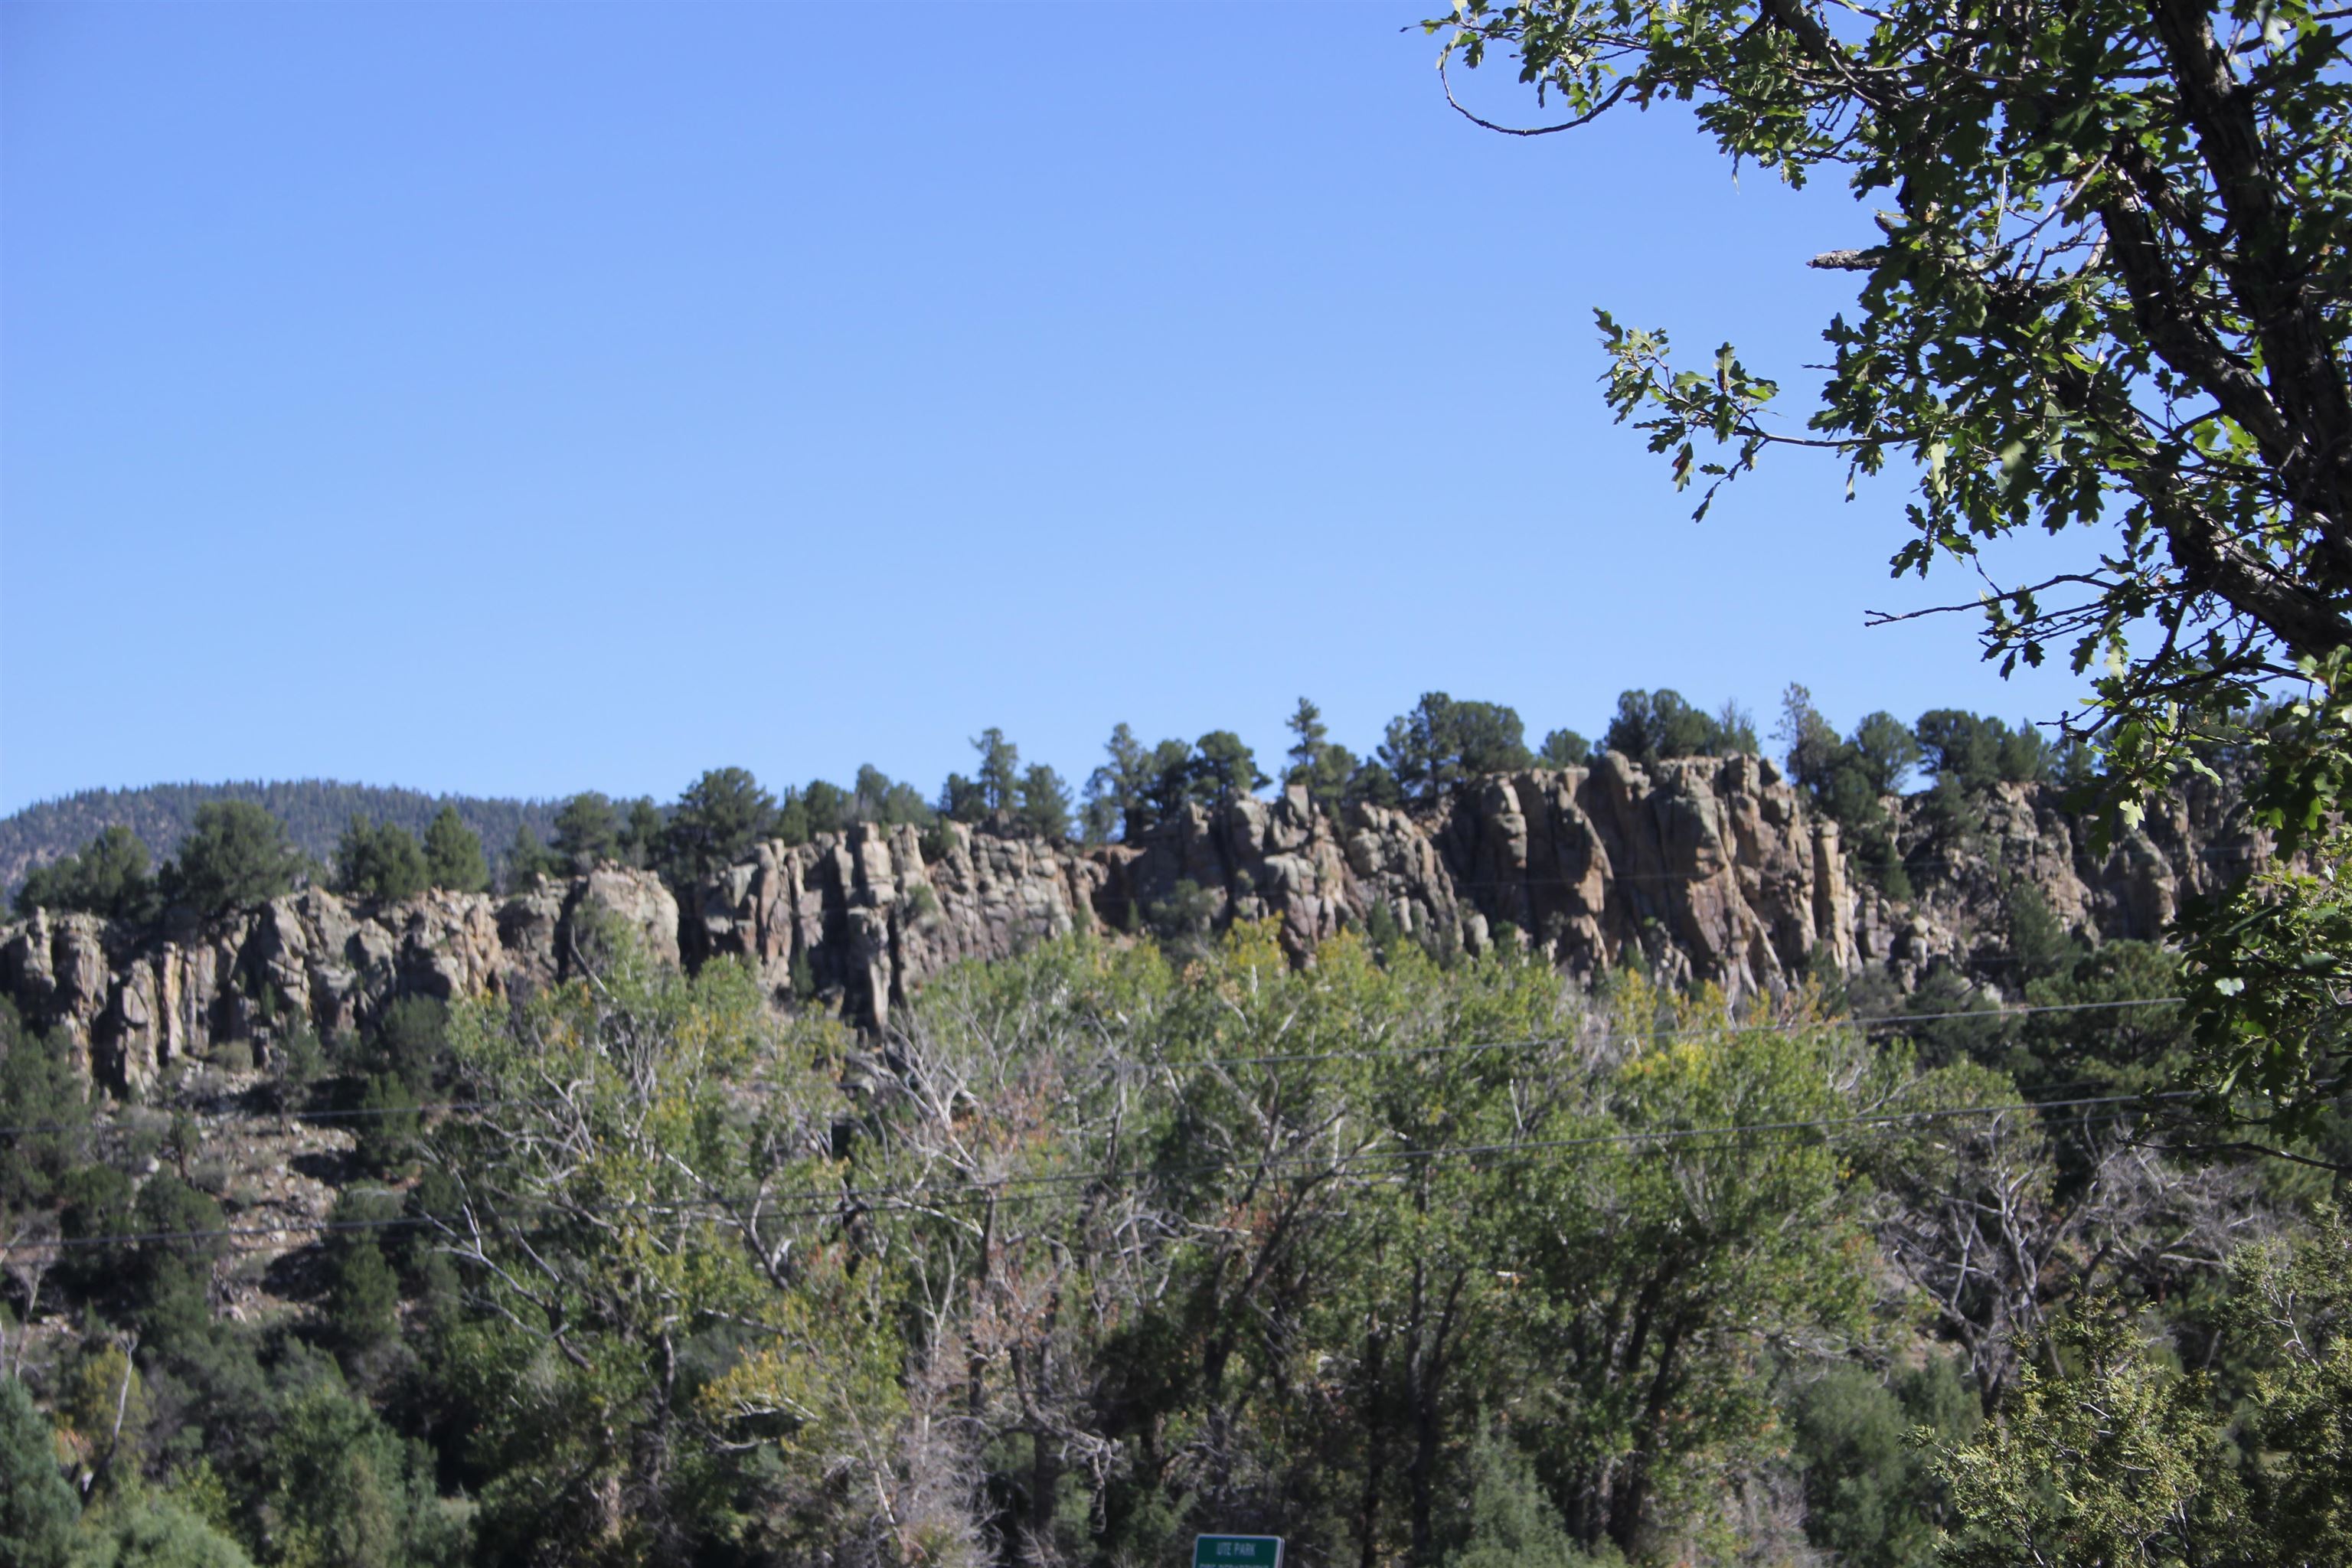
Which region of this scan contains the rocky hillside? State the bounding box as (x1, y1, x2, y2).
(1, 753, 2268, 1095)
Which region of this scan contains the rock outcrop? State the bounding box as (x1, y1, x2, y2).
(1, 869, 676, 1095)
(0, 756, 2272, 1092)
(679, 819, 1109, 1024)
(1847, 766, 2270, 987)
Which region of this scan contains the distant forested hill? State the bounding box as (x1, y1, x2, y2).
(0, 780, 564, 894)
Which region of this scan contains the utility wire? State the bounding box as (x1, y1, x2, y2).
(1165, 995, 2181, 1069)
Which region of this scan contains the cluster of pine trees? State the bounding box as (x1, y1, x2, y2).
(13, 689, 2090, 928)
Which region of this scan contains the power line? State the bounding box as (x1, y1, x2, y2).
(1168, 995, 2181, 1069)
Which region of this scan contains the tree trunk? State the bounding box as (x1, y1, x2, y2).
(1355, 1312, 1389, 1568)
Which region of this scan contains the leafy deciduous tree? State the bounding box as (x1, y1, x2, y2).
(69, 1493, 253, 1568)
(429, 949, 900, 1562)
(1429, 0, 2352, 1127)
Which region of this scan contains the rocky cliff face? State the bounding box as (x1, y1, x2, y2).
(1, 756, 2269, 1093)
(1847, 763, 2266, 986)
(0, 868, 678, 1096)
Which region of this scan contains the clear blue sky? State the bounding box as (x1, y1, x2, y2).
(2, 2, 2096, 815)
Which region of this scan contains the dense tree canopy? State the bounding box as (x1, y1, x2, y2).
(0, 1375, 77, 1568)
(6, 918, 2314, 1566)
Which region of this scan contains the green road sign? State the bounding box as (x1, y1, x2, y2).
(1193, 1537, 1282, 1568)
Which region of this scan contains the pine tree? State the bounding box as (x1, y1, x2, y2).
(658, 768, 779, 883)
(616, 798, 665, 868)
(1189, 730, 1267, 807)
(1378, 693, 1532, 805)
(550, 792, 622, 873)
(937, 773, 988, 825)
(504, 825, 557, 890)
(159, 802, 299, 915)
(335, 816, 429, 902)
(1285, 697, 1330, 778)
(1284, 697, 1357, 812)
(421, 805, 489, 892)
(802, 780, 850, 835)
(1083, 723, 1153, 841)
(972, 729, 1021, 813)
(1540, 729, 1592, 768)
(1014, 765, 1073, 840)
